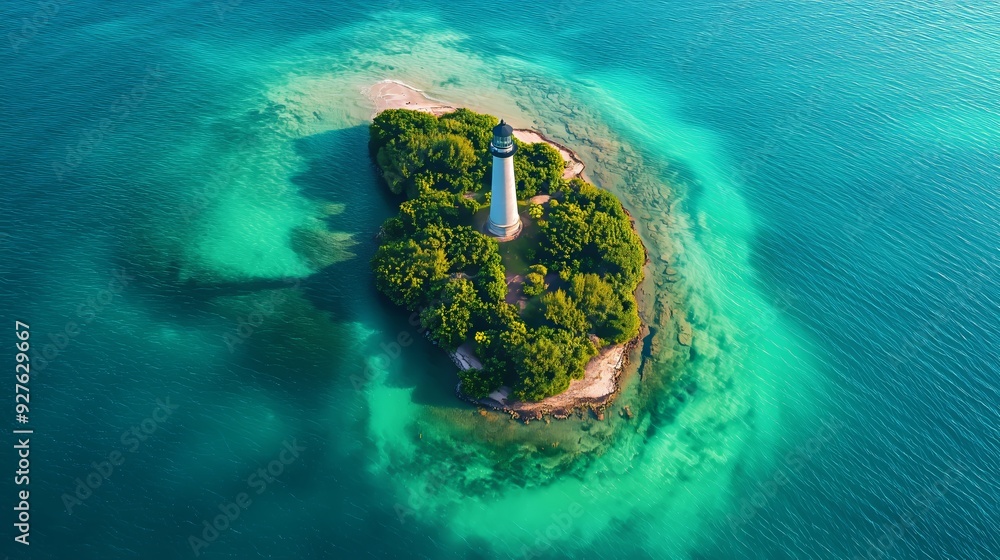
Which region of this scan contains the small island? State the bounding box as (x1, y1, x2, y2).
(369, 87, 646, 418)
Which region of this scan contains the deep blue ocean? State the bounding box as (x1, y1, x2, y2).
(1, 1, 998, 559)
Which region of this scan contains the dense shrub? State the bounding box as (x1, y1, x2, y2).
(513, 141, 565, 198)
(539, 179, 644, 295)
(522, 268, 547, 297)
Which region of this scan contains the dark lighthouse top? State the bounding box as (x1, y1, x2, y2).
(490, 119, 517, 158)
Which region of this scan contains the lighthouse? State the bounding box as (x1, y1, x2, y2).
(487, 119, 522, 239)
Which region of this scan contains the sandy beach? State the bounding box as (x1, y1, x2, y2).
(367, 79, 458, 117)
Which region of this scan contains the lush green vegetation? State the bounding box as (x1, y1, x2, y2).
(370, 109, 644, 401)
(522, 264, 547, 297)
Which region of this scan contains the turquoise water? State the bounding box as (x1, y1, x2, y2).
(1, 1, 997, 558)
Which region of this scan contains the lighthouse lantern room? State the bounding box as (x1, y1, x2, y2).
(486, 119, 522, 240)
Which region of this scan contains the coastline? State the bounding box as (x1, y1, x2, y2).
(366, 80, 588, 180)
(368, 79, 655, 423)
(454, 330, 646, 422)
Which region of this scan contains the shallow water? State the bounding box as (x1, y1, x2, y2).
(1, 1, 997, 559)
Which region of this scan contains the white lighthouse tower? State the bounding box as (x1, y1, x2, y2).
(487, 119, 522, 239)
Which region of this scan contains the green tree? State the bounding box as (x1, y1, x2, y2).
(378, 216, 406, 242)
(474, 260, 507, 303)
(513, 333, 568, 400)
(522, 265, 547, 297)
(587, 212, 645, 290)
(539, 201, 589, 271)
(570, 273, 639, 343)
(444, 226, 500, 272)
(371, 238, 449, 309)
(565, 178, 624, 218)
(512, 327, 596, 401)
(376, 136, 430, 194)
(466, 301, 527, 390)
(541, 289, 589, 335)
(420, 278, 478, 350)
(425, 134, 479, 193)
(440, 108, 496, 154)
(399, 189, 461, 230)
(369, 109, 438, 154)
(513, 142, 564, 198)
(606, 298, 641, 344)
(458, 367, 503, 400)
(570, 273, 618, 324)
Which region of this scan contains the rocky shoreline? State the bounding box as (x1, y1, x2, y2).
(452, 330, 645, 423)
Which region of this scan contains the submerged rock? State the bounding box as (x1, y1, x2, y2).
(678, 322, 694, 346)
